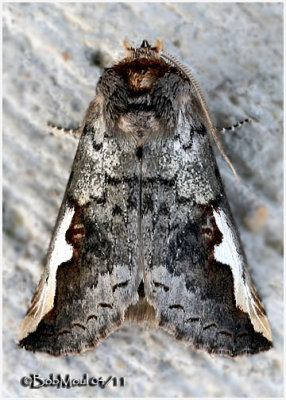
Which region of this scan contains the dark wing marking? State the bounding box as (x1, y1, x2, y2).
(142, 109, 272, 356)
(19, 101, 141, 355)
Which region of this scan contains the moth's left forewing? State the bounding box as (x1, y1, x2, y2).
(19, 98, 142, 355)
(18, 100, 106, 344)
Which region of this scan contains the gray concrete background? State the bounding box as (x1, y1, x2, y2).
(3, 2, 283, 398)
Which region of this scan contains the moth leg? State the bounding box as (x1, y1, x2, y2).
(217, 117, 252, 134)
(47, 122, 82, 139)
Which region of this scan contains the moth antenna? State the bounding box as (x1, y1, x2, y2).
(218, 117, 251, 134)
(160, 51, 239, 181)
(47, 122, 81, 138)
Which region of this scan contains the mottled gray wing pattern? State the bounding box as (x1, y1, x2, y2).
(19, 103, 141, 355)
(142, 110, 272, 356)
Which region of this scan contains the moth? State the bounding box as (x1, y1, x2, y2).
(19, 38, 272, 357)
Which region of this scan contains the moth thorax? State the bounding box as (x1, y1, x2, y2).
(118, 111, 161, 144)
(128, 69, 159, 91)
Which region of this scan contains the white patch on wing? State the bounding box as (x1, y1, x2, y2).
(48, 206, 75, 278)
(213, 208, 272, 342)
(213, 209, 244, 276)
(19, 206, 75, 341)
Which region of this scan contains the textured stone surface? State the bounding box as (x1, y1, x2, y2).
(3, 2, 283, 397)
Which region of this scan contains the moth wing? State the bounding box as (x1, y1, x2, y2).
(142, 110, 272, 356)
(19, 101, 141, 355)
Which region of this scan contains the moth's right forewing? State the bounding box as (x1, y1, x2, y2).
(141, 94, 272, 356)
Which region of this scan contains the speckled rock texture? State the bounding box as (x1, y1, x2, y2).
(3, 2, 283, 397)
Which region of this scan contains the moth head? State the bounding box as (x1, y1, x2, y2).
(123, 38, 164, 59)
